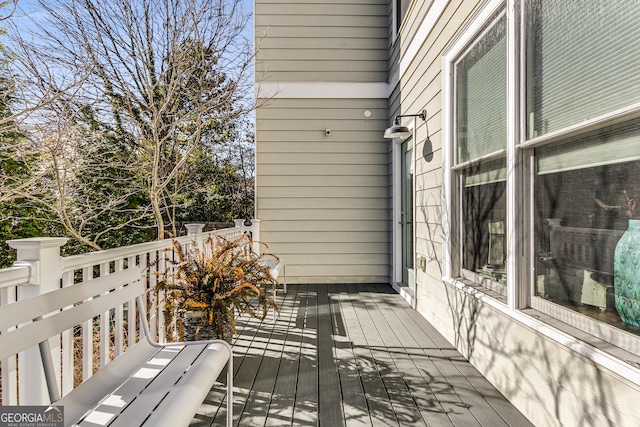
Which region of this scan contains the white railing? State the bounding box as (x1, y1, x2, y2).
(0, 221, 258, 406)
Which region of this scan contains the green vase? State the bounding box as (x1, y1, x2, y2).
(614, 219, 640, 327)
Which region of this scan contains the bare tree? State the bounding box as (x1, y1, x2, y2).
(0, 1, 16, 21)
(8, 0, 256, 241)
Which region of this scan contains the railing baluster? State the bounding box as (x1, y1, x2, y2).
(82, 266, 94, 382)
(1, 284, 18, 405)
(128, 255, 138, 345)
(149, 250, 159, 341)
(100, 263, 109, 368)
(61, 270, 75, 396)
(114, 259, 125, 357)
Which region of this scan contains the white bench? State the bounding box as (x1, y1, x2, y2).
(0, 267, 233, 427)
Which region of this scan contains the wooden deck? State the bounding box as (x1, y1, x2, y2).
(191, 284, 532, 427)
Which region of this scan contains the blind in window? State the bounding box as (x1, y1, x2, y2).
(465, 158, 506, 187)
(528, 0, 640, 137)
(537, 122, 640, 175)
(456, 15, 507, 164)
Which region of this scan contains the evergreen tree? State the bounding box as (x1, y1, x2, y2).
(1, 0, 257, 252)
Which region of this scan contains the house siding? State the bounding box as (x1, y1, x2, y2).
(254, 0, 391, 280)
(255, 0, 390, 283)
(396, 1, 640, 426)
(255, 0, 391, 284)
(257, 0, 640, 425)
(256, 97, 390, 284)
(255, 0, 389, 82)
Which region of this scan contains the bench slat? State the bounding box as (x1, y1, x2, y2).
(75, 344, 190, 426)
(142, 343, 231, 427)
(0, 279, 144, 361)
(71, 342, 231, 427)
(105, 345, 207, 427)
(56, 339, 160, 426)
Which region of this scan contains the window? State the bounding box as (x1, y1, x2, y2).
(528, 0, 640, 336)
(444, 0, 640, 351)
(453, 13, 507, 293)
(534, 124, 640, 327)
(395, 0, 412, 31)
(526, 0, 640, 138)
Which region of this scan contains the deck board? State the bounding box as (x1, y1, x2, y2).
(265, 284, 301, 426)
(293, 286, 319, 426)
(317, 285, 344, 426)
(332, 284, 370, 426)
(192, 284, 532, 427)
(339, 285, 397, 427)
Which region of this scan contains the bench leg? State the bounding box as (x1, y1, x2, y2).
(273, 264, 286, 321)
(227, 350, 233, 427)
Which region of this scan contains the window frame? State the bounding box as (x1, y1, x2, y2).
(521, 1, 640, 354)
(455, 12, 509, 296)
(442, 0, 514, 303)
(443, 0, 640, 357)
(392, 0, 413, 42)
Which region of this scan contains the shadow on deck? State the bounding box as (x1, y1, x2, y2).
(191, 284, 532, 427)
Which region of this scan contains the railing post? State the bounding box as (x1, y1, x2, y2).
(7, 237, 69, 405)
(184, 223, 205, 237)
(185, 223, 205, 248)
(249, 219, 261, 255)
(234, 218, 261, 255)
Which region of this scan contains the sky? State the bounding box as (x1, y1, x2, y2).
(8, 0, 257, 121)
(11, 0, 254, 42)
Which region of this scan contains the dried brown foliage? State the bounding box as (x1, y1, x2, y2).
(156, 233, 279, 341)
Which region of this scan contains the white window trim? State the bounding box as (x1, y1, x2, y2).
(442, 0, 506, 284)
(441, 0, 640, 380)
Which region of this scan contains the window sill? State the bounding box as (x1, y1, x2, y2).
(520, 307, 640, 372)
(444, 276, 508, 306)
(442, 276, 640, 385)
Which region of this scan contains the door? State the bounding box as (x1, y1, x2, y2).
(401, 139, 415, 290)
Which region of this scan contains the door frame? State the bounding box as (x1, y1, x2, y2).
(391, 125, 416, 307)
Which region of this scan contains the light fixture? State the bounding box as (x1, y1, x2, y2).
(383, 109, 427, 139)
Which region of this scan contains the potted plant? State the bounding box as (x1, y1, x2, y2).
(155, 233, 279, 342)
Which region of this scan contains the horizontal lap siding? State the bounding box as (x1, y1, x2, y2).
(390, 0, 473, 302)
(255, 1, 389, 82)
(255, 0, 390, 284)
(256, 99, 390, 284)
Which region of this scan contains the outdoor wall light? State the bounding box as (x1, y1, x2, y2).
(383, 109, 427, 139)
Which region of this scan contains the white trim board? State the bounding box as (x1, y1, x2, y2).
(399, 0, 450, 80)
(257, 82, 390, 99)
(257, 1, 450, 100)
